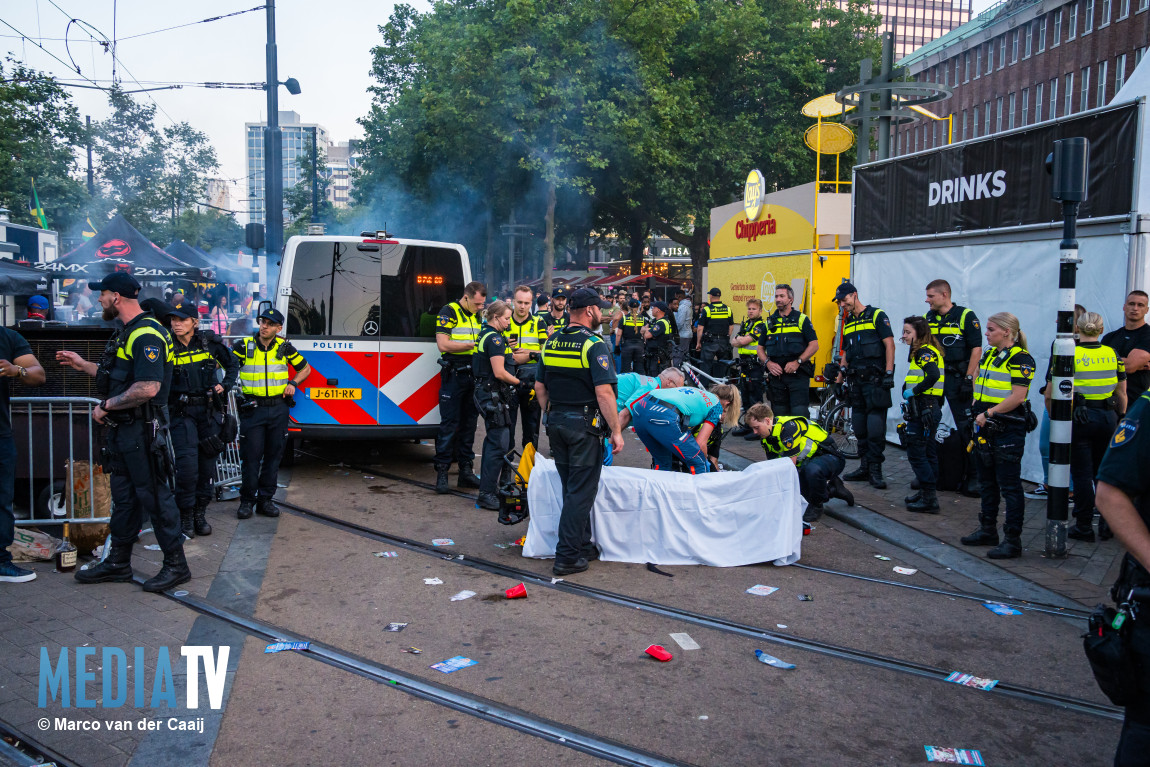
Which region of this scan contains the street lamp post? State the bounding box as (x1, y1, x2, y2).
(262, 0, 301, 267)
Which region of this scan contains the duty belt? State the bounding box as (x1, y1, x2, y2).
(1084, 399, 1114, 409)
(177, 394, 210, 405)
(249, 395, 286, 407)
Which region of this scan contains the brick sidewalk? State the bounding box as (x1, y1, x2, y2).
(723, 436, 1121, 607)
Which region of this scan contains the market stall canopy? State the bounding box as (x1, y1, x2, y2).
(0, 258, 50, 293)
(37, 215, 202, 279)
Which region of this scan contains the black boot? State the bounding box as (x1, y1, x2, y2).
(803, 504, 824, 523)
(829, 475, 855, 506)
(256, 499, 280, 517)
(907, 486, 940, 513)
(74, 542, 134, 584)
(457, 462, 481, 489)
(142, 548, 191, 592)
(987, 535, 1022, 559)
(475, 492, 500, 511)
(732, 425, 752, 437)
(193, 500, 212, 536)
(904, 491, 923, 505)
(843, 463, 869, 482)
(237, 500, 254, 519)
(868, 464, 887, 490)
(1067, 524, 1096, 542)
(179, 507, 195, 539)
(961, 525, 999, 546)
(435, 468, 450, 494)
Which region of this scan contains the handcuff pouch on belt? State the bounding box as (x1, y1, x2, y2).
(477, 382, 512, 428)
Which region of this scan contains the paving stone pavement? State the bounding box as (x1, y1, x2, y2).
(723, 435, 1121, 607)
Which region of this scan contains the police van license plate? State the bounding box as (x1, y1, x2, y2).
(309, 388, 362, 400)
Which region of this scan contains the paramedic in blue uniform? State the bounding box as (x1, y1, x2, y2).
(56, 272, 191, 593)
(433, 282, 487, 493)
(232, 308, 311, 519)
(536, 288, 624, 576)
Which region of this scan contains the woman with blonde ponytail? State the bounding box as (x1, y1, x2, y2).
(960, 312, 1036, 559)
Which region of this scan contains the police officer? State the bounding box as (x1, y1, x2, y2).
(924, 279, 983, 494)
(900, 316, 945, 513)
(643, 301, 674, 376)
(835, 282, 896, 489)
(758, 285, 818, 418)
(535, 288, 623, 576)
(152, 301, 239, 538)
(504, 285, 542, 449)
(960, 312, 1035, 559)
(745, 402, 854, 523)
(616, 300, 646, 373)
(56, 273, 190, 593)
(1046, 312, 1127, 541)
(695, 287, 734, 375)
(474, 301, 521, 511)
(731, 299, 766, 435)
(434, 282, 486, 493)
(1096, 387, 1150, 766)
(232, 308, 311, 519)
(539, 287, 570, 337)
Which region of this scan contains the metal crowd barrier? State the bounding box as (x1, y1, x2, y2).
(213, 389, 243, 500)
(12, 397, 111, 525)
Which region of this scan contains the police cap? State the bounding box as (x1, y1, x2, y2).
(552, 287, 568, 299)
(833, 281, 858, 303)
(567, 288, 612, 310)
(258, 307, 286, 325)
(652, 301, 669, 313)
(708, 287, 722, 297)
(628, 299, 640, 308)
(89, 272, 141, 298)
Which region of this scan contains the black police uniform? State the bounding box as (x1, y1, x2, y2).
(232, 333, 308, 514)
(903, 343, 944, 512)
(618, 313, 646, 374)
(1103, 323, 1150, 402)
(761, 416, 847, 517)
(698, 300, 734, 375)
(539, 323, 617, 569)
(169, 329, 238, 536)
(645, 316, 673, 377)
(539, 309, 570, 336)
(1096, 391, 1150, 766)
(473, 326, 515, 505)
(76, 311, 188, 591)
(504, 313, 542, 450)
(760, 309, 817, 416)
(735, 314, 766, 409)
(433, 301, 481, 487)
(841, 305, 894, 483)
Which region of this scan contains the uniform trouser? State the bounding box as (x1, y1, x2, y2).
(942, 368, 974, 440)
(434, 366, 478, 470)
(105, 419, 183, 554)
(699, 339, 728, 377)
(646, 345, 671, 377)
(1071, 407, 1118, 527)
(0, 437, 15, 565)
(170, 404, 220, 511)
(546, 410, 604, 563)
(974, 422, 1026, 537)
(1115, 616, 1150, 766)
(475, 389, 512, 497)
(904, 402, 941, 488)
(673, 337, 690, 366)
(507, 385, 541, 449)
(799, 453, 846, 507)
(767, 370, 810, 416)
(849, 378, 891, 466)
(620, 342, 645, 374)
(239, 400, 289, 503)
(740, 357, 765, 408)
(630, 398, 710, 475)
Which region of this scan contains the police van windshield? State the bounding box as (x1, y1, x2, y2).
(286, 240, 464, 339)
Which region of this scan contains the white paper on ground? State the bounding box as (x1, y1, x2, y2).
(669, 633, 701, 650)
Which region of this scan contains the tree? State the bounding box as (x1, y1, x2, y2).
(0, 59, 88, 233)
(170, 209, 245, 253)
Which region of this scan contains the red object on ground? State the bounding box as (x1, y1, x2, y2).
(645, 645, 673, 662)
(505, 583, 527, 599)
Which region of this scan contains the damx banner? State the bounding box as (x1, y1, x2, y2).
(853, 102, 1139, 242)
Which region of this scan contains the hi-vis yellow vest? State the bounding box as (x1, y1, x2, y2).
(235, 336, 303, 397)
(1074, 344, 1120, 400)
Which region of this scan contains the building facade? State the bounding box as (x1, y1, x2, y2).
(245, 111, 329, 228)
(325, 141, 360, 210)
(895, 0, 1150, 155)
(844, 0, 973, 60)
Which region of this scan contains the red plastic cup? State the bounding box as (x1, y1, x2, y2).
(645, 644, 673, 662)
(505, 583, 527, 599)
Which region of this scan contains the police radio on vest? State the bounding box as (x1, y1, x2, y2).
(928, 170, 1006, 207)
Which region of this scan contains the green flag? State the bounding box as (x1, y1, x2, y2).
(28, 178, 49, 229)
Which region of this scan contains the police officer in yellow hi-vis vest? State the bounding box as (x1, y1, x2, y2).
(504, 285, 542, 449)
(758, 285, 819, 418)
(900, 316, 945, 513)
(1045, 311, 1128, 541)
(434, 281, 487, 494)
(961, 312, 1035, 559)
(232, 308, 311, 520)
(616, 299, 646, 373)
(56, 273, 190, 593)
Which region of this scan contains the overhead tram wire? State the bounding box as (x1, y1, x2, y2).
(0, 18, 110, 91)
(117, 5, 264, 41)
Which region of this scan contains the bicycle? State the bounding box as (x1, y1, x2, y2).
(812, 363, 859, 459)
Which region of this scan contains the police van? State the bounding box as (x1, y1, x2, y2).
(271, 232, 471, 440)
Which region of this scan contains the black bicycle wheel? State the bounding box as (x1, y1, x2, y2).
(821, 401, 859, 459)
